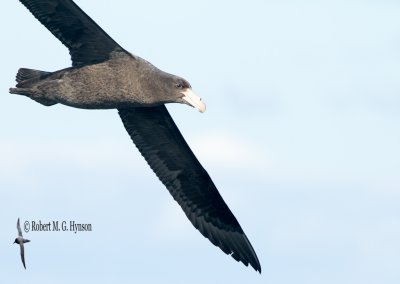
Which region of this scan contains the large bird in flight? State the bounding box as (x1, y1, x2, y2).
(9, 0, 261, 272)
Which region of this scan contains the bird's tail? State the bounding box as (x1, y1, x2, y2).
(14, 68, 51, 86)
(9, 68, 57, 106)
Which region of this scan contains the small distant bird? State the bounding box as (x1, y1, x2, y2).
(13, 218, 30, 269)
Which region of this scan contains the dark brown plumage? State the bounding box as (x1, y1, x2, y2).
(10, 0, 261, 273)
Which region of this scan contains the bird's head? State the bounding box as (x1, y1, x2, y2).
(141, 64, 206, 112)
(150, 70, 206, 112)
(13, 238, 18, 244)
(171, 77, 206, 113)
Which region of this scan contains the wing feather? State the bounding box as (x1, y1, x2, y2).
(20, 244, 26, 269)
(19, 0, 127, 66)
(118, 106, 261, 272)
(17, 218, 23, 237)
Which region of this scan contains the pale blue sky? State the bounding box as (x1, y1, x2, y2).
(1, 1, 400, 283)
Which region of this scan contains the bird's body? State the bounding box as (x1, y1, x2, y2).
(9, 0, 261, 272)
(15, 236, 30, 245)
(11, 52, 195, 109)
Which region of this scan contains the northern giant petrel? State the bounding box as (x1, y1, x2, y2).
(13, 218, 30, 269)
(9, 0, 261, 272)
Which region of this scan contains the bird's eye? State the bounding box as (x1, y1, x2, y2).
(176, 83, 184, 89)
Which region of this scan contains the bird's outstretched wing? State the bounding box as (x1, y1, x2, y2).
(118, 106, 261, 273)
(20, 243, 26, 269)
(19, 0, 127, 66)
(17, 218, 23, 237)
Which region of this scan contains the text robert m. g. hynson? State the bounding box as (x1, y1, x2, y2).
(24, 220, 92, 234)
